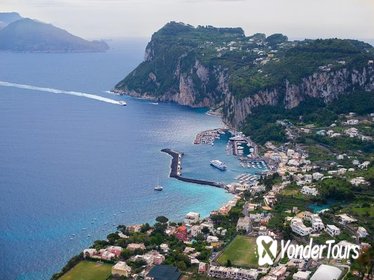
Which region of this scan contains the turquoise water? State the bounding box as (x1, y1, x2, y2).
(0, 40, 245, 279)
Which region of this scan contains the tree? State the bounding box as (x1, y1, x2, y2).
(156, 216, 169, 224)
(226, 259, 232, 267)
(201, 226, 210, 235)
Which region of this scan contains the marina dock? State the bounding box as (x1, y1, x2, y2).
(161, 149, 225, 188)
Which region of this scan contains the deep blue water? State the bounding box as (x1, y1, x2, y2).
(0, 40, 253, 280)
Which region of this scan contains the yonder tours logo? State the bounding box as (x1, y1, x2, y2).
(256, 236, 360, 266)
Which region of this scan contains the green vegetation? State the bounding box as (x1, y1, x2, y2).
(243, 91, 374, 145)
(216, 236, 258, 268)
(59, 261, 112, 280)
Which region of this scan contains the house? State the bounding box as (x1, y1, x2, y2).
(184, 212, 200, 225)
(268, 265, 287, 278)
(160, 243, 169, 253)
(107, 246, 122, 258)
(301, 186, 318, 196)
(206, 235, 219, 243)
(350, 177, 369, 186)
(291, 218, 312, 236)
(236, 216, 252, 233)
(198, 262, 208, 274)
(112, 261, 131, 277)
(175, 225, 188, 241)
(133, 250, 165, 266)
(147, 265, 182, 280)
(337, 214, 357, 225)
(293, 270, 311, 280)
(127, 243, 146, 251)
(357, 227, 369, 238)
(325, 224, 341, 237)
(307, 214, 324, 231)
(345, 127, 359, 137)
(208, 266, 258, 280)
(312, 172, 324, 181)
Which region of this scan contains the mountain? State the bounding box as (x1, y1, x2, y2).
(114, 22, 374, 133)
(0, 12, 22, 29)
(0, 15, 109, 52)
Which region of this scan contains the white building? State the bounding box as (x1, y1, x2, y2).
(337, 214, 357, 225)
(208, 266, 258, 280)
(325, 224, 341, 237)
(301, 186, 319, 196)
(236, 216, 252, 233)
(310, 265, 342, 280)
(293, 270, 311, 280)
(357, 227, 369, 239)
(291, 218, 312, 236)
(184, 212, 200, 225)
(112, 261, 131, 277)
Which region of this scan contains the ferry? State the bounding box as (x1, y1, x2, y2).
(118, 101, 127, 106)
(210, 160, 227, 171)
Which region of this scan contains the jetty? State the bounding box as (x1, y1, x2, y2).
(161, 149, 225, 188)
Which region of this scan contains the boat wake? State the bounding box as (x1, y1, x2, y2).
(0, 80, 124, 105)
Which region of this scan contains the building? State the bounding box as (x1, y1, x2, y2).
(293, 270, 311, 280)
(184, 212, 200, 225)
(325, 224, 341, 237)
(112, 261, 131, 277)
(175, 225, 188, 241)
(301, 186, 318, 196)
(147, 265, 181, 280)
(236, 216, 252, 233)
(208, 265, 258, 280)
(198, 262, 208, 274)
(307, 214, 324, 232)
(310, 265, 342, 280)
(337, 214, 357, 225)
(357, 227, 369, 238)
(127, 243, 146, 251)
(291, 218, 312, 236)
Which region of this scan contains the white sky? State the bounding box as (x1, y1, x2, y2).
(1, 0, 374, 41)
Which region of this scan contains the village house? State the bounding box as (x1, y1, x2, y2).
(208, 266, 259, 280)
(301, 186, 318, 196)
(357, 227, 369, 239)
(184, 212, 200, 225)
(175, 225, 188, 241)
(112, 261, 132, 278)
(325, 224, 341, 237)
(291, 217, 312, 236)
(293, 270, 311, 280)
(127, 243, 146, 251)
(337, 214, 357, 225)
(350, 177, 369, 186)
(345, 127, 359, 137)
(236, 216, 252, 233)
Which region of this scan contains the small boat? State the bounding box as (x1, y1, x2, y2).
(154, 177, 163, 191)
(154, 185, 163, 191)
(118, 101, 127, 106)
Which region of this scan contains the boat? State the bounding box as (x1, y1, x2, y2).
(154, 177, 163, 191)
(154, 185, 163, 191)
(118, 101, 127, 106)
(210, 159, 227, 171)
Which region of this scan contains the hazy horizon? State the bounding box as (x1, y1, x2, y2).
(1, 0, 374, 42)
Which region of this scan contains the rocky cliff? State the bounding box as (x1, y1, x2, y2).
(114, 22, 374, 129)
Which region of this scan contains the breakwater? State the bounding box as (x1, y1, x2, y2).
(161, 148, 225, 188)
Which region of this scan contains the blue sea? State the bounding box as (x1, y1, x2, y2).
(0, 40, 256, 279)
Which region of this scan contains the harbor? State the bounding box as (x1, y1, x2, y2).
(161, 148, 225, 188)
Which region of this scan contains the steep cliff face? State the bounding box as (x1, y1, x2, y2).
(222, 66, 374, 126)
(114, 22, 374, 129)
